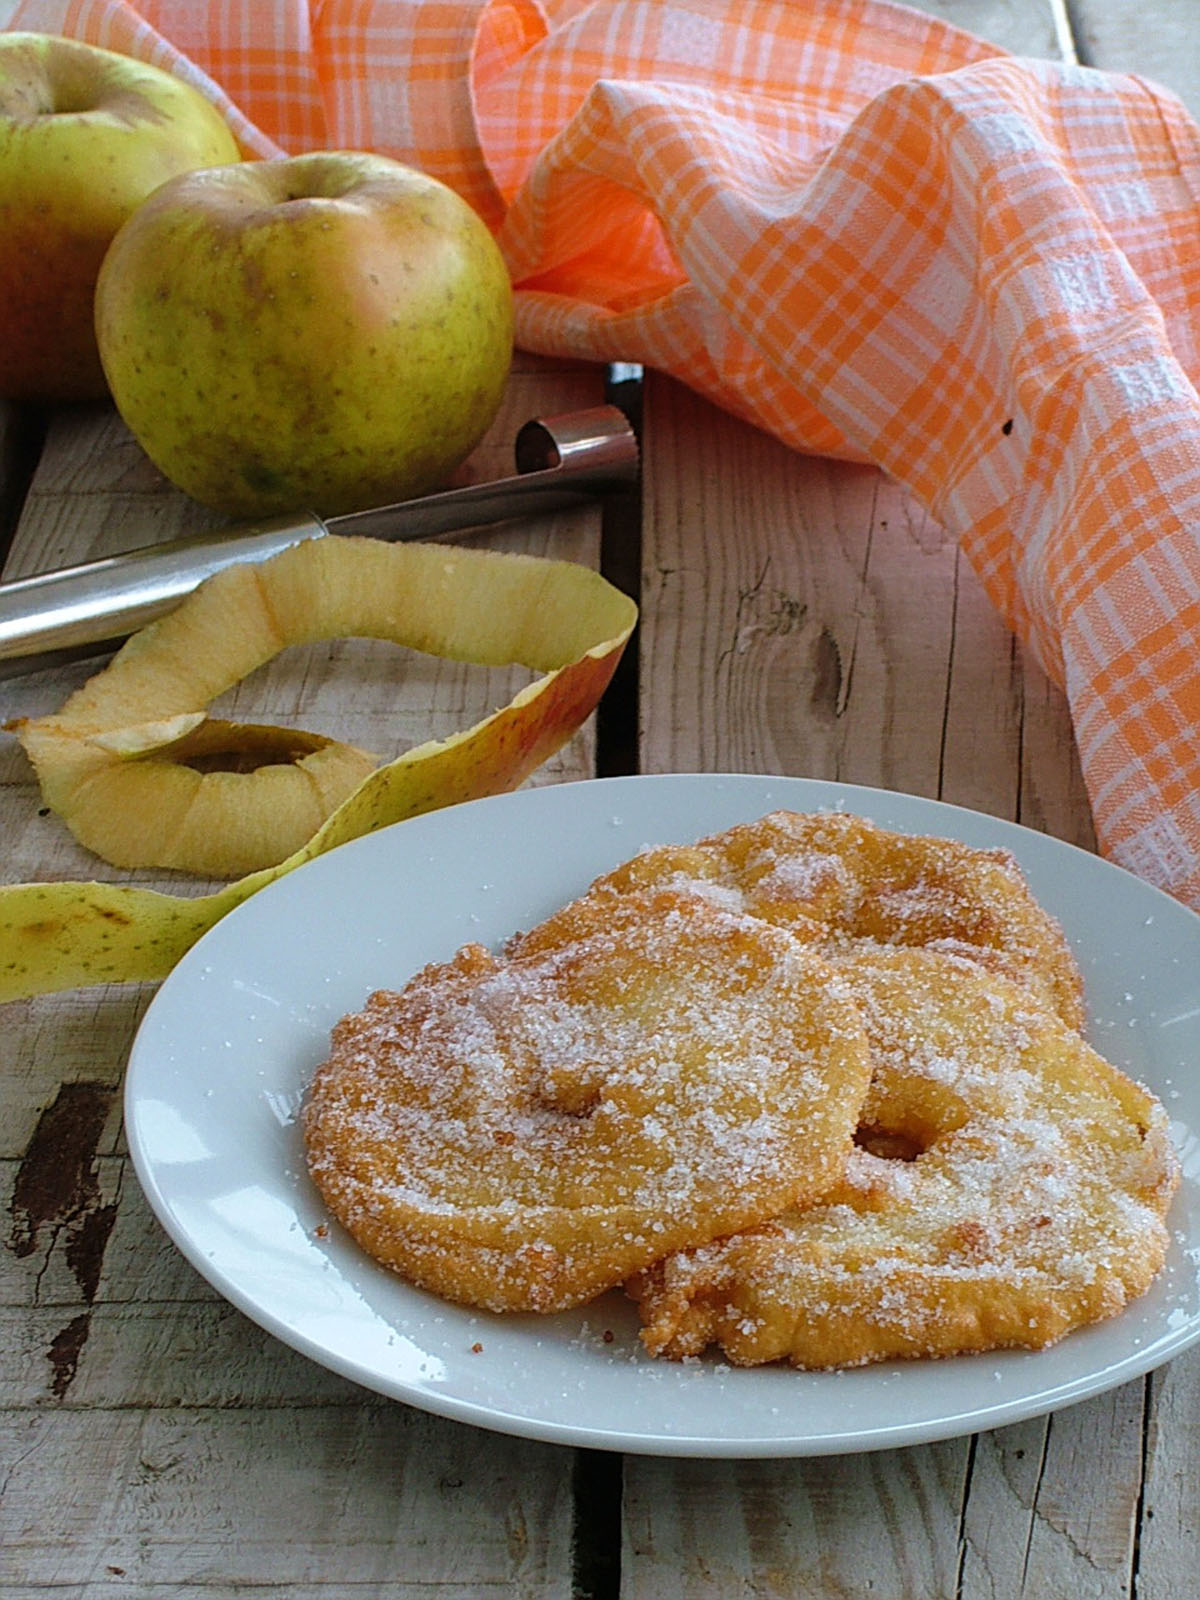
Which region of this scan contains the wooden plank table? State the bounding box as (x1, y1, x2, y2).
(1, 2, 1196, 1594)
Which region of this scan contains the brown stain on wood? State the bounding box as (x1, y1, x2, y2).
(7, 1080, 119, 1397)
(810, 626, 844, 719)
(48, 1311, 91, 1400)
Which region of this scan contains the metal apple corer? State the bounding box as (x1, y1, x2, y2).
(0, 405, 639, 676)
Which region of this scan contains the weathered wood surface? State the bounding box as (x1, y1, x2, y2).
(2, 1, 1198, 1596)
(0, 357, 604, 1597)
(625, 1, 1200, 1597)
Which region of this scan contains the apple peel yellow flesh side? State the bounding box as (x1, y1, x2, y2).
(1, 534, 636, 1003)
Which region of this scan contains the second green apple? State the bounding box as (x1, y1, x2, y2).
(95, 151, 515, 518)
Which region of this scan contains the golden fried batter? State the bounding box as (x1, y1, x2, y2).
(517, 811, 1085, 1029)
(304, 889, 872, 1314)
(629, 946, 1179, 1368)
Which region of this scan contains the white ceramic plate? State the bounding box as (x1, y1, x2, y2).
(125, 774, 1200, 1457)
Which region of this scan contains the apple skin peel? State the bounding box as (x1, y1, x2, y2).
(2, 533, 637, 1000)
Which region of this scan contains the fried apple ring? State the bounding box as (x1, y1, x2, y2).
(303, 888, 873, 1314)
(517, 810, 1085, 1030)
(629, 946, 1178, 1367)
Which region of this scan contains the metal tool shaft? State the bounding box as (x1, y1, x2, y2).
(0, 405, 638, 675)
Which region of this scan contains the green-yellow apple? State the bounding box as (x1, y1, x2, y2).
(94, 151, 516, 518)
(0, 32, 240, 402)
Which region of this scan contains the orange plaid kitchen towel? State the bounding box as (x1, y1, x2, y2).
(12, 0, 1200, 911)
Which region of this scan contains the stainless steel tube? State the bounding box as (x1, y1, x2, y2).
(0, 404, 638, 673)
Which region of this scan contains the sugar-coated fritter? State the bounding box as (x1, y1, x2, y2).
(517, 810, 1085, 1030)
(629, 946, 1179, 1368)
(304, 888, 872, 1314)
